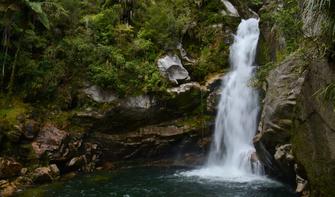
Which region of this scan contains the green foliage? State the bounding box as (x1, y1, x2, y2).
(275, 0, 302, 53)
(314, 82, 335, 110)
(192, 43, 228, 80)
(0, 97, 28, 124)
(251, 62, 275, 88)
(0, 0, 235, 102)
(89, 60, 167, 96)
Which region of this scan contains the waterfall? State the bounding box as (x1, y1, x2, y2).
(182, 18, 263, 180)
(207, 18, 263, 176)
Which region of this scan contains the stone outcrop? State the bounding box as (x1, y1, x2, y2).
(77, 73, 222, 167)
(256, 55, 307, 153)
(205, 74, 224, 114)
(31, 124, 68, 159)
(157, 54, 190, 84)
(292, 58, 335, 196)
(76, 82, 208, 133)
(83, 85, 118, 103)
(256, 52, 335, 196)
(88, 117, 213, 163)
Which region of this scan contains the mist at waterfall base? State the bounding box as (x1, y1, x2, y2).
(17, 19, 296, 197)
(183, 18, 264, 180)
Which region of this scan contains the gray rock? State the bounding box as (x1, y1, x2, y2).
(221, 0, 239, 17)
(67, 156, 85, 168)
(274, 144, 294, 161)
(157, 54, 190, 84)
(123, 95, 155, 109)
(177, 43, 195, 64)
(167, 82, 205, 94)
(73, 82, 207, 133)
(256, 56, 307, 152)
(83, 85, 118, 103)
(256, 53, 335, 194)
(204, 74, 224, 114)
(296, 174, 308, 194)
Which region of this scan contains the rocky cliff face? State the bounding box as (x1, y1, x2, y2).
(255, 0, 335, 196)
(256, 53, 335, 196)
(293, 58, 335, 196)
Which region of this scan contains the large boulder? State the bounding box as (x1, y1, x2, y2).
(31, 124, 68, 159)
(31, 164, 60, 184)
(0, 158, 23, 179)
(83, 85, 117, 103)
(157, 54, 190, 84)
(0, 180, 17, 197)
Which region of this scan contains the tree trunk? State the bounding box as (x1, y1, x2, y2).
(8, 44, 20, 95)
(1, 28, 9, 91)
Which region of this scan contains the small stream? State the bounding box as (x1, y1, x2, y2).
(16, 167, 295, 197)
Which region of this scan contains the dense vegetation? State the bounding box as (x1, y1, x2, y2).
(0, 0, 234, 106)
(0, 0, 235, 163)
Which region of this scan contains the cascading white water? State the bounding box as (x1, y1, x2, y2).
(182, 18, 263, 180)
(207, 17, 262, 176)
